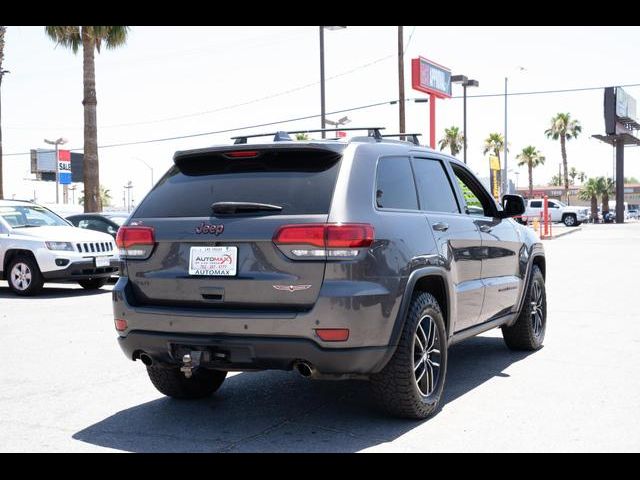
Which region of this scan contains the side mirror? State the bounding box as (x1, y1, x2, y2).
(498, 194, 526, 218)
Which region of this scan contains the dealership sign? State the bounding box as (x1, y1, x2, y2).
(58, 150, 72, 185)
(411, 57, 452, 98)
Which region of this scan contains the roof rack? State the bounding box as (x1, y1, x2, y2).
(231, 127, 385, 144)
(380, 133, 422, 146)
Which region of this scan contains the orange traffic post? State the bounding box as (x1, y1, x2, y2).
(543, 195, 549, 238)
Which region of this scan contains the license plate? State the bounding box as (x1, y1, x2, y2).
(189, 246, 237, 276)
(95, 256, 110, 268)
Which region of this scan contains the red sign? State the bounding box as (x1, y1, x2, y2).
(411, 57, 452, 99)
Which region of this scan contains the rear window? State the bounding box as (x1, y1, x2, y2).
(134, 149, 342, 218)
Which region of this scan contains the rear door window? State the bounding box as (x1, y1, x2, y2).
(134, 149, 342, 218)
(375, 157, 419, 210)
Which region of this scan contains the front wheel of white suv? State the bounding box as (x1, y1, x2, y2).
(7, 254, 44, 296)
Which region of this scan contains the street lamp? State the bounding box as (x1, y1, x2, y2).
(319, 26, 346, 139)
(451, 75, 479, 164)
(325, 115, 351, 138)
(134, 157, 154, 189)
(504, 66, 527, 196)
(44, 137, 68, 204)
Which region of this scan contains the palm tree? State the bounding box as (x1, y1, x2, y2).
(0, 26, 7, 200)
(438, 126, 464, 157)
(577, 171, 587, 184)
(599, 177, 614, 214)
(483, 132, 506, 163)
(578, 178, 600, 222)
(545, 113, 582, 203)
(79, 184, 112, 208)
(516, 145, 545, 197)
(295, 133, 310, 141)
(45, 26, 129, 212)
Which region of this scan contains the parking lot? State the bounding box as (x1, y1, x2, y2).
(1, 222, 639, 452)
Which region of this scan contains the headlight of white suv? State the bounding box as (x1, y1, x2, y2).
(45, 241, 75, 251)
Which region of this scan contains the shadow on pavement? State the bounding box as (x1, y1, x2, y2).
(73, 335, 534, 452)
(0, 284, 111, 299)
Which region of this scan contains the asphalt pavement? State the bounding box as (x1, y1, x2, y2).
(1, 222, 639, 452)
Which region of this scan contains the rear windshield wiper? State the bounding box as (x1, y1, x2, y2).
(211, 202, 283, 214)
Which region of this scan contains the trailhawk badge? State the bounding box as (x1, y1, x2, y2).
(273, 284, 312, 292)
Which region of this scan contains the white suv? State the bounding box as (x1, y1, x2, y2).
(0, 200, 118, 295)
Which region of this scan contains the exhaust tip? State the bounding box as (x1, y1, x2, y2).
(295, 361, 314, 378)
(139, 352, 153, 367)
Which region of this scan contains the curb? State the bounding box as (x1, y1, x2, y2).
(543, 226, 582, 240)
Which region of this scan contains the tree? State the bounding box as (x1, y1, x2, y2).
(545, 113, 581, 203)
(549, 174, 563, 186)
(516, 145, 545, 197)
(78, 184, 112, 208)
(438, 126, 464, 157)
(0, 26, 7, 200)
(624, 176, 639, 184)
(45, 26, 129, 212)
(295, 133, 310, 141)
(483, 132, 506, 167)
(577, 171, 587, 184)
(599, 177, 614, 214)
(578, 178, 600, 222)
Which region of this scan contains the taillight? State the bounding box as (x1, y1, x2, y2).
(224, 150, 260, 158)
(273, 223, 374, 259)
(116, 226, 155, 259)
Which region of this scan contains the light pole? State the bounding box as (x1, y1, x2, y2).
(44, 137, 68, 204)
(124, 181, 133, 212)
(503, 67, 526, 196)
(69, 184, 77, 205)
(134, 157, 154, 188)
(319, 26, 346, 139)
(451, 75, 479, 164)
(325, 116, 351, 138)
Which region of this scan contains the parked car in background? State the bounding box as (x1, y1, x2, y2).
(523, 199, 588, 226)
(628, 209, 639, 220)
(66, 212, 129, 239)
(0, 200, 118, 295)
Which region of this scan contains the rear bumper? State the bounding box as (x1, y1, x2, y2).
(42, 259, 119, 281)
(118, 330, 391, 375)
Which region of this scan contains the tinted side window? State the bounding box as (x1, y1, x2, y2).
(530, 201, 542, 208)
(375, 157, 418, 210)
(412, 158, 459, 213)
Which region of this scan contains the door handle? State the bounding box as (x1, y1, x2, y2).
(432, 222, 449, 232)
(479, 224, 493, 233)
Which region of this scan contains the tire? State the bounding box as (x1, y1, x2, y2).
(7, 254, 44, 296)
(563, 214, 577, 227)
(146, 365, 227, 399)
(371, 292, 448, 419)
(78, 278, 109, 290)
(502, 265, 546, 351)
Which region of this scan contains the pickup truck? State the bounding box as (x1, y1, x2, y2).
(523, 199, 588, 227)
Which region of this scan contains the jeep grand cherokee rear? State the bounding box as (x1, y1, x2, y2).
(112, 143, 397, 396)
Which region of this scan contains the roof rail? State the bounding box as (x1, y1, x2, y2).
(380, 133, 422, 146)
(231, 127, 385, 144)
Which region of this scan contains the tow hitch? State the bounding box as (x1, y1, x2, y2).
(180, 351, 209, 378)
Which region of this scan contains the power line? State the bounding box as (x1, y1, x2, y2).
(4, 99, 396, 156)
(5, 81, 640, 157)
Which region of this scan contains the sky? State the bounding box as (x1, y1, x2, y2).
(3, 26, 640, 209)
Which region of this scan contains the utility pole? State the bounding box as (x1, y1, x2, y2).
(398, 26, 405, 139)
(44, 137, 67, 204)
(0, 25, 7, 200)
(503, 77, 508, 196)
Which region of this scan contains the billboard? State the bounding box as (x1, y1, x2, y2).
(30, 149, 57, 173)
(411, 57, 452, 98)
(30, 149, 83, 182)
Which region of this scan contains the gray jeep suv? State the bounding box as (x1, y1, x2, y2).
(112, 129, 546, 419)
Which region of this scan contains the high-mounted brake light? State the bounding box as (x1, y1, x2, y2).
(116, 226, 155, 258)
(224, 150, 260, 158)
(273, 223, 374, 259)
